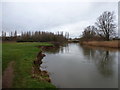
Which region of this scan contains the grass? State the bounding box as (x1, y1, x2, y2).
(2, 42, 56, 88)
(80, 40, 120, 48)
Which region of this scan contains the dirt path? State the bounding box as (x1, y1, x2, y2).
(2, 61, 15, 88)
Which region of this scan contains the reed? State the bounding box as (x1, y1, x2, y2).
(80, 40, 120, 48)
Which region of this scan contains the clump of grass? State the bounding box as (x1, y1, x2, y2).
(2, 42, 56, 88)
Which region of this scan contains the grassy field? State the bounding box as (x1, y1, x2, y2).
(2, 42, 56, 88)
(80, 40, 120, 48)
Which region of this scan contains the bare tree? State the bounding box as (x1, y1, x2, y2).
(10, 32, 13, 37)
(82, 25, 97, 41)
(14, 30, 17, 37)
(17, 31, 68, 42)
(2, 31, 6, 41)
(95, 11, 116, 41)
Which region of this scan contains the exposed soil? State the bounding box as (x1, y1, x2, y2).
(2, 49, 52, 89)
(2, 61, 15, 88)
(32, 51, 51, 82)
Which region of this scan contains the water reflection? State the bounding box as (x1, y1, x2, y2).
(95, 51, 113, 77)
(42, 46, 60, 54)
(42, 43, 118, 88)
(81, 45, 116, 77)
(42, 44, 69, 54)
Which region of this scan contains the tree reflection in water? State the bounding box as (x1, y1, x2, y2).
(42, 43, 69, 54)
(43, 43, 116, 77)
(81, 45, 115, 77)
(96, 51, 113, 77)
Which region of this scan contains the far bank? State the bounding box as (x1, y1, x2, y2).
(80, 40, 120, 48)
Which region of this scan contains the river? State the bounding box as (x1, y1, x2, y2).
(41, 43, 118, 88)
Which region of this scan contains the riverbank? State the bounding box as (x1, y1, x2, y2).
(80, 40, 120, 48)
(2, 42, 56, 88)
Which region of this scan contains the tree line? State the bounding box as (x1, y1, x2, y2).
(2, 31, 69, 42)
(80, 11, 117, 41)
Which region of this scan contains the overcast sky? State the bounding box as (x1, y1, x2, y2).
(1, 0, 118, 38)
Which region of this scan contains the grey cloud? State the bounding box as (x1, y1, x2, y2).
(2, 2, 118, 38)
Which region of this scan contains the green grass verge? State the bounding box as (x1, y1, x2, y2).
(2, 42, 56, 88)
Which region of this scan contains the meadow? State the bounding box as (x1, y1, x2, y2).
(2, 42, 56, 88)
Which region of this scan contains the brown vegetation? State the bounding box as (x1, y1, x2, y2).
(2, 31, 69, 43)
(80, 40, 120, 48)
(81, 44, 120, 52)
(32, 50, 51, 82)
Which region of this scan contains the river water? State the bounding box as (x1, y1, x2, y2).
(41, 43, 118, 88)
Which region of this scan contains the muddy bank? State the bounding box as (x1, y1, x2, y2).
(36, 44, 62, 54)
(32, 50, 51, 82)
(80, 40, 120, 48)
(36, 45, 55, 50)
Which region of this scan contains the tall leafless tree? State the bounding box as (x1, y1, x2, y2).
(14, 30, 17, 37)
(95, 11, 116, 41)
(82, 25, 97, 41)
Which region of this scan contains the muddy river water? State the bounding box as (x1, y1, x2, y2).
(41, 43, 118, 88)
